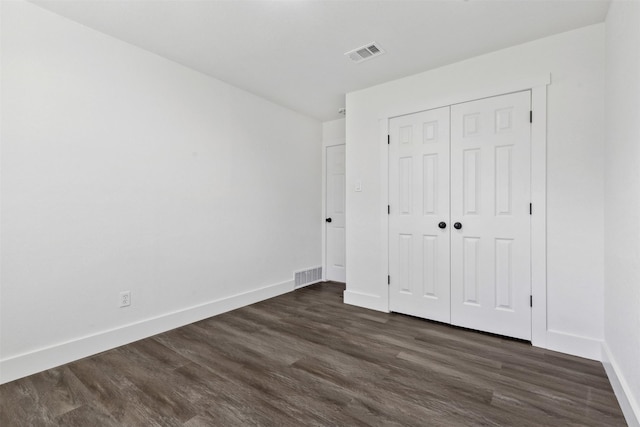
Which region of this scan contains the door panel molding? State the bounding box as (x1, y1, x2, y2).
(449, 91, 532, 340)
(383, 80, 548, 349)
(388, 107, 451, 323)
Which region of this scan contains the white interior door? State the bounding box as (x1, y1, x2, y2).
(388, 107, 451, 323)
(450, 91, 532, 340)
(388, 91, 532, 340)
(326, 144, 346, 282)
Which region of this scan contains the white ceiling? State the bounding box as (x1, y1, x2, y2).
(30, 0, 611, 121)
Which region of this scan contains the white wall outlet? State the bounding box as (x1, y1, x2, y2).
(119, 291, 131, 308)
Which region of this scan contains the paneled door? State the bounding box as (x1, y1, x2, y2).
(326, 144, 346, 282)
(388, 107, 451, 323)
(388, 91, 532, 340)
(450, 91, 531, 340)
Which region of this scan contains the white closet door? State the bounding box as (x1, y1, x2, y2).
(450, 91, 532, 340)
(389, 107, 451, 323)
(326, 144, 346, 282)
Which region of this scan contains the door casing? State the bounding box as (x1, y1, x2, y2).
(379, 75, 549, 348)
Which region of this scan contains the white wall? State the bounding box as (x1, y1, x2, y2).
(0, 1, 321, 383)
(323, 119, 346, 147)
(345, 24, 605, 359)
(603, 1, 640, 425)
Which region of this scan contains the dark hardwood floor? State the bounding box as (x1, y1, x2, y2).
(0, 282, 626, 426)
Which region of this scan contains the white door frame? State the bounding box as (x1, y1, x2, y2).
(322, 140, 346, 282)
(379, 74, 549, 348)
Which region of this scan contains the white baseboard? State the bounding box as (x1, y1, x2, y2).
(295, 279, 322, 289)
(343, 290, 389, 312)
(0, 279, 294, 384)
(602, 342, 640, 427)
(545, 329, 602, 361)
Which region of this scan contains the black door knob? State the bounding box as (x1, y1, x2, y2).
(326, 218, 332, 223)
(454, 222, 462, 230)
(438, 222, 447, 229)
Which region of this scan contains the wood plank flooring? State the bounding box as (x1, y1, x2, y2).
(0, 282, 626, 426)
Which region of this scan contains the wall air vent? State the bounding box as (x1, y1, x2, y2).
(344, 42, 385, 63)
(294, 266, 322, 288)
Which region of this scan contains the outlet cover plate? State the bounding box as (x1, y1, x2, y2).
(119, 291, 131, 308)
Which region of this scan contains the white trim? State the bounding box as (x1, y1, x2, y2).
(344, 289, 389, 313)
(602, 342, 640, 427)
(295, 280, 323, 290)
(545, 330, 602, 361)
(380, 118, 390, 306)
(530, 85, 548, 349)
(0, 279, 294, 384)
(322, 140, 346, 282)
(380, 76, 550, 350)
(323, 137, 346, 147)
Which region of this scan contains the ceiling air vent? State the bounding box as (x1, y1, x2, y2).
(345, 42, 385, 63)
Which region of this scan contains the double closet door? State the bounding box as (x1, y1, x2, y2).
(388, 91, 532, 340)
